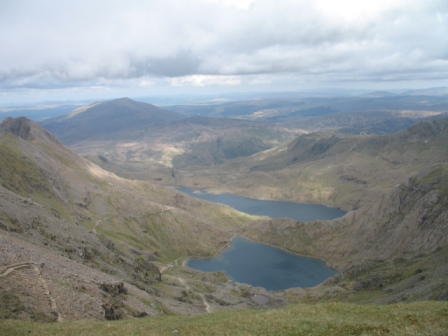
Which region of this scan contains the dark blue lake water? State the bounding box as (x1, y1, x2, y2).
(188, 237, 338, 290)
(176, 187, 346, 222)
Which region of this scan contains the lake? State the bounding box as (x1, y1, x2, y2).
(188, 237, 338, 290)
(176, 187, 346, 222)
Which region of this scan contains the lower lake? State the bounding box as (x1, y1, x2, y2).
(176, 187, 346, 222)
(188, 237, 338, 290)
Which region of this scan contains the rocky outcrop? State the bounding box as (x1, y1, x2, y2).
(99, 282, 128, 296)
(0, 117, 63, 146)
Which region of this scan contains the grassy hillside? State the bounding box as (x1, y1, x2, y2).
(2, 301, 447, 336)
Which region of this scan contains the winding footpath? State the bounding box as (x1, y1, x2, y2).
(0, 262, 63, 322)
(92, 217, 111, 234)
(159, 262, 211, 314)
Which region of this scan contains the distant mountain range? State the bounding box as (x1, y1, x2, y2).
(167, 89, 448, 125)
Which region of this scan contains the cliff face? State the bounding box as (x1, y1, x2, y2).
(336, 164, 448, 261)
(386, 166, 447, 252)
(0, 117, 63, 146)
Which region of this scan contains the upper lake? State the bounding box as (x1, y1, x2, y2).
(176, 187, 346, 222)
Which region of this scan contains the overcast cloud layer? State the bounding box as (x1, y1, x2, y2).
(1, 0, 447, 101)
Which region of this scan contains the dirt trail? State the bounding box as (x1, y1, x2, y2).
(175, 274, 211, 313)
(0, 262, 63, 322)
(0, 262, 35, 278)
(159, 262, 211, 313)
(174, 257, 187, 266)
(93, 217, 108, 234)
(198, 292, 211, 313)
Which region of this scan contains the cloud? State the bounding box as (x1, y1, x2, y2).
(170, 75, 242, 87)
(0, 0, 447, 92)
(139, 80, 155, 87)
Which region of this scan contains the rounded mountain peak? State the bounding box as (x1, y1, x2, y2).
(41, 98, 183, 144)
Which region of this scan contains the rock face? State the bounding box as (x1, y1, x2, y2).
(99, 282, 128, 296)
(137, 259, 162, 282)
(0, 117, 32, 140)
(102, 303, 120, 321)
(334, 163, 448, 262)
(0, 116, 63, 146)
(99, 282, 128, 320)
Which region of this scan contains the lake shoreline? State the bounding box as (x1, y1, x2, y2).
(187, 236, 339, 291)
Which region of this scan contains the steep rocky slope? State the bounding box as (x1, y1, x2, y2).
(0, 117, 267, 321)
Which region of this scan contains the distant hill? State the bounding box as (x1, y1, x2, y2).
(41, 97, 183, 143)
(360, 90, 397, 98)
(167, 94, 448, 126)
(284, 109, 428, 135)
(403, 86, 448, 96)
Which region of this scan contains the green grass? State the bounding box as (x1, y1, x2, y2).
(1, 301, 447, 336)
(0, 136, 53, 198)
(0, 134, 70, 218)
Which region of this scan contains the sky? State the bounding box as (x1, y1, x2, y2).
(0, 0, 447, 104)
